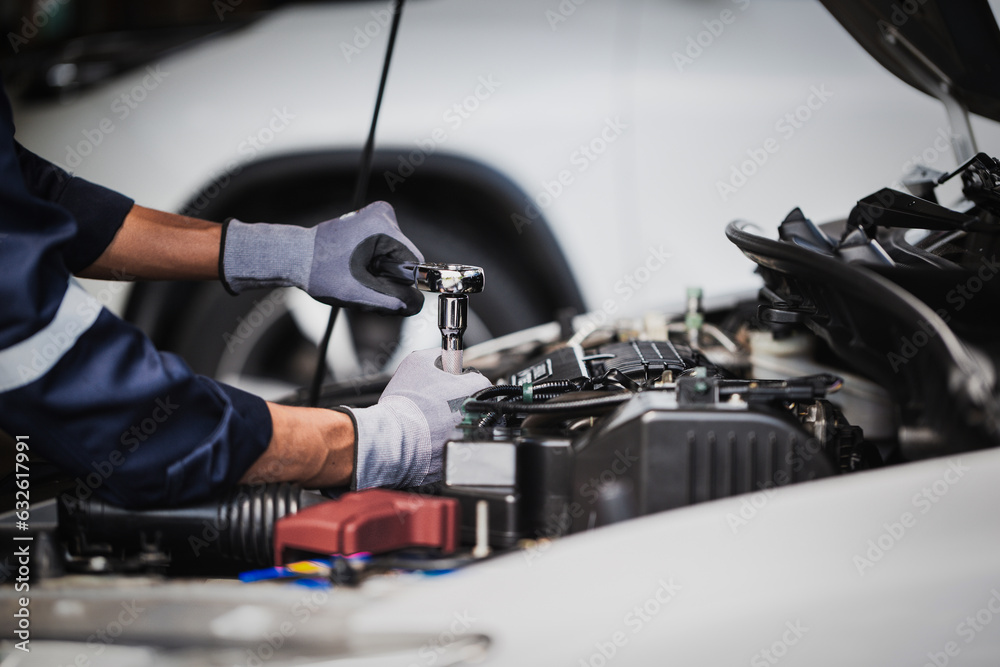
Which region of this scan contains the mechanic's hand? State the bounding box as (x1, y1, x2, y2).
(342, 348, 492, 489)
(220, 201, 424, 316)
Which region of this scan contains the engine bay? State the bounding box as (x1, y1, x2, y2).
(4, 154, 1000, 591)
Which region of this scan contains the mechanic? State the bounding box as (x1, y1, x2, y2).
(0, 86, 490, 508)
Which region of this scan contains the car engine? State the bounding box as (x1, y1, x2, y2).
(4, 154, 1000, 588)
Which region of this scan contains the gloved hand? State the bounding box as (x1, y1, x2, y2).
(220, 201, 424, 316)
(342, 348, 492, 489)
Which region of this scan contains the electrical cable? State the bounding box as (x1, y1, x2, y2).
(464, 393, 631, 416)
(471, 380, 584, 403)
(471, 385, 523, 401)
(308, 0, 406, 407)
(468, 379, 598, 425)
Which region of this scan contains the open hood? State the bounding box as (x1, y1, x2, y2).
(819, 0, 1000, 123)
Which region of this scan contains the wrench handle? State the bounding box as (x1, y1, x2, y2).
(369, 257, 419, 284)
(441, 348, 463, 375)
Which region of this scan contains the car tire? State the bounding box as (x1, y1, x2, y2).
(162, 212, 552, 399)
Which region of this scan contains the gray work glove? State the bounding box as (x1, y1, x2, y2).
(220, 201, 424, 316)
(342, 348, 492, 489)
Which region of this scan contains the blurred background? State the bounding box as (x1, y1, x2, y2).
(3, 0, 1000, 399)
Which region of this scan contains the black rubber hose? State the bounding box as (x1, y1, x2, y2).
(533, 380, 581, 393)
(470, 394, 566, 425)
(531, 391, 574, 401)
(464, 393, 630, 416)
(472, 385, 523, 401)
(472, 380, 583, 403)
(59, 483, 325, 567)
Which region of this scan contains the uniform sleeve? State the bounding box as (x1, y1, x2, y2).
(0, 87, 272, 508)
(13, 141, 134, 273)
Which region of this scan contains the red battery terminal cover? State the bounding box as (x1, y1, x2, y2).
(273, 489, 460, 565)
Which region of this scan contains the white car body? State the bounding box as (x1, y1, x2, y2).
(13, 0, 1000, 318)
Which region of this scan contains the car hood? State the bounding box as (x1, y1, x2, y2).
(819, 0, 1000, 122)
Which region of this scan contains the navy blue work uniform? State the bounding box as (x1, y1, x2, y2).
(0, 86, 271, 508)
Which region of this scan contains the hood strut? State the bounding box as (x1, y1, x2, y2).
(881, 24, 977, 163)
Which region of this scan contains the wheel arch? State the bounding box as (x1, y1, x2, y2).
(126, 150, 585, 348)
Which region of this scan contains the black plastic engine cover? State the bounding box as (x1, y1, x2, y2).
(568, 392, 835, 532)
(590, 340, 700, 382)
(442, 435, 573, 548)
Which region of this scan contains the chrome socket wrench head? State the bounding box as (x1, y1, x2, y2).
(438, 294, 468, 374)
(370, 259, 485, 374)
(414, 263, 485, 295)
(415, 264, 484, 374)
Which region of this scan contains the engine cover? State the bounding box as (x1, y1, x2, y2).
(568, 391, 835, 533)
(444, 343, 863, 547)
